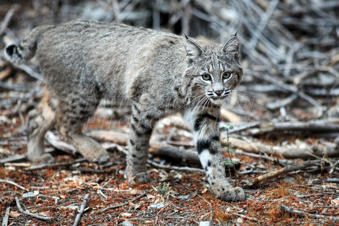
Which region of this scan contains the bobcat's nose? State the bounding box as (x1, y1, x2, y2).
(214, 90, 223, 96)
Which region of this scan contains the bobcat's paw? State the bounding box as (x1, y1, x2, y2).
(211, 180, 245, 202)
(30, 153, 55, 165)
(220, 187, 245, 202)
(126, 171, 150, 187)
(96, 153, 111, 165)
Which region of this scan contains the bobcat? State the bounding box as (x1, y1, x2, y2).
(5, 20, 245, 201)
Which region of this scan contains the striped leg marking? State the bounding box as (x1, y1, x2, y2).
(184, 108, 245, 202)
(126, 103, 154, 186)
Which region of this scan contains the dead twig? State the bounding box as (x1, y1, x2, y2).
(244, 160, 322, 187)
(100, 192, 147, 213)
(235, 150, 293, 166)
(0, 5, 19, 37)
(98, 189, 107, 199)
(197, 194, 213, 222)
(280, 204, 339, 222)
(15, 197, 52, 221)
(147, 155, 204, 172)
(247, 70, 323, 113)
(249, 0, 279, 49)
(73, 194, 90, 226)
(154, 202, 171, 226)
(2, 207, 10, 226)
(266, 94, 298, 110)
(234, 213, 259, 222)
(0, 179, 28, 191)
(13, 64, 42, 80)
(69, 166, 116, 174)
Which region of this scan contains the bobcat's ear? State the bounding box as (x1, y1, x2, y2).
(222, 35, 239, 57)
(184, 35, 203, 62)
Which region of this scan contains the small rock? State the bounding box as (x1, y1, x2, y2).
(121, 221, 133, 226)
(283, 177, 295, 183)
(199, 221, 211, 226)
(148, 203, 165, 210)
(236, 217, 244, 223)
(22, 192, 38, 198)
(177, 195, 190, 200)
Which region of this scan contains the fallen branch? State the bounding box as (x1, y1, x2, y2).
(87, 130, 129, 145)
(69, 167, 116, 174)
(147, 158, 204, 173)
(100, 192, 147, 213)
(88, 130, 200, 162)
(224, 136, 339, 159)
(220, 107, 241, 123)
(26, 161, 80, 171)
(224, 119, 339, 135)
(45, 131, 77, 155)
(15, 197, 52, 221)
(235, 150, 293, 166)
(0, 154, 26, 164)
(91, 128, 338, 161)
(160, 115, 191, 131)
(119, 148, 204, 172)
(244, 160, 322, 187)
(151, 146, 200, 164)
(73, 194, 89, 226)
(279, 204, 339, 222)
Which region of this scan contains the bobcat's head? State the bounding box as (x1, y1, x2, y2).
(182, 35, 243, 106)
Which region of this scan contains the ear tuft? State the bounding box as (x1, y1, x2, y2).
(222, 35, 239, 57)
(184, 37, 203, 61)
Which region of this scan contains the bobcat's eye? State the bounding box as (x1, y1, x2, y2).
(222, 72, 231, 79)
(202, 73, 211, 80)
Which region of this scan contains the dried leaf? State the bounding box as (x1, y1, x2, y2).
(120, 212, 132, 217)
(40, 211, 52, 217)
(331, 200, 339, 205)
(9, 210, 21, 217)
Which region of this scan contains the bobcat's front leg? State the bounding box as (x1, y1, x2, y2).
(126, 102, 153, 186)
(184, 107, 245, 202)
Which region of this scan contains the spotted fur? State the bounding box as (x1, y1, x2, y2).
(4, 20, 244, 201)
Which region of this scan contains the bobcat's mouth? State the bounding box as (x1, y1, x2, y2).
(207, 90, 230, 105)
(209, 96, 226, 105)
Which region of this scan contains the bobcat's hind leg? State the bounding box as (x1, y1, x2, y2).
(126, 102, 154, 186)
(27, 87, 56, 164)
(56, 95, 110, 164)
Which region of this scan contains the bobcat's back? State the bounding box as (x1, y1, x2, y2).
(34, 20, 187, 105)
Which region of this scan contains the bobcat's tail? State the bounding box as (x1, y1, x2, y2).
(4, 25, 55, 63)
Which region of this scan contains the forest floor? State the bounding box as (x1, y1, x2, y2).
(1, 1, 339, 225)
(1, 101, 339, 226)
